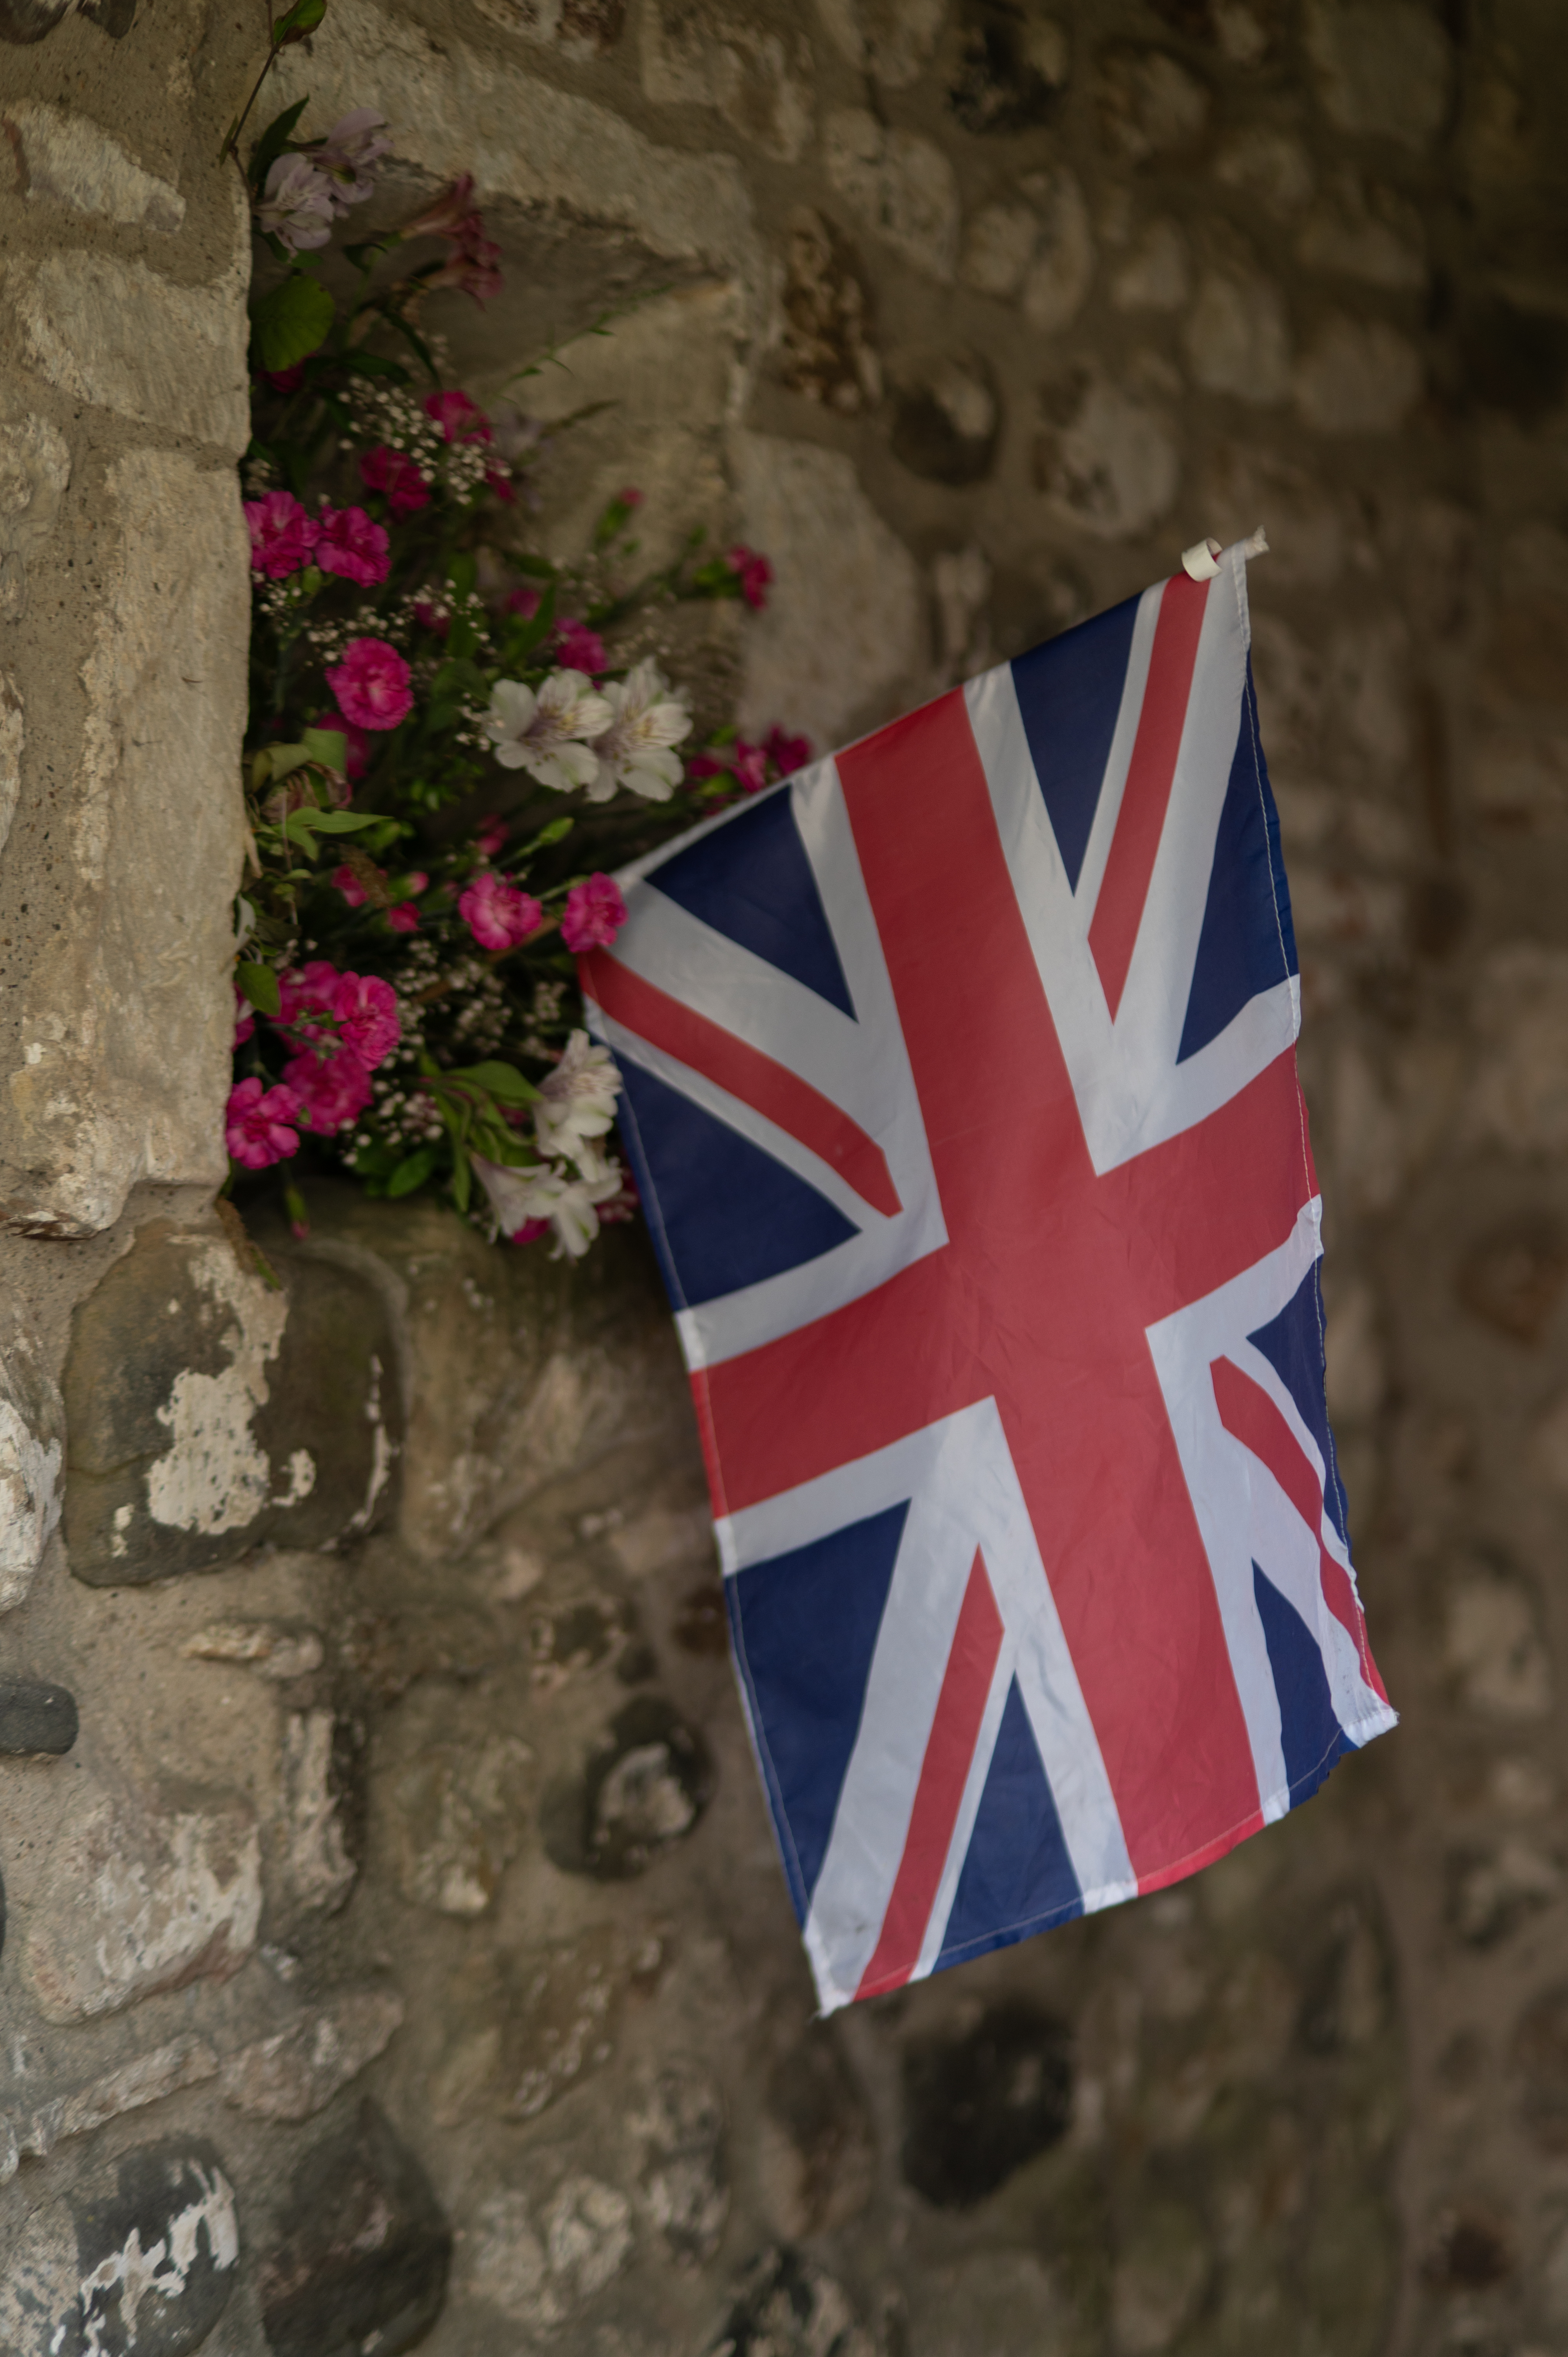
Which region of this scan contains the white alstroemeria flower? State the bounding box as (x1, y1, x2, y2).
(585, 659, 692, 804)
(256, 154, 337, 253)
(472, 1153, 622, 1260)
(315, 109, 391, 210)
(533, 1030, 620, 1172)
(483, 671, 614, 795)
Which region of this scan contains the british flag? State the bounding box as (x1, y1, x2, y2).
(580, 542, 1396, 2013)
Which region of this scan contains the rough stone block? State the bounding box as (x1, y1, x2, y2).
(0, 1672, 76, 1753)
(25, 1785, 260, 2022)
(1, 449, 247, 1237)
(0, 398, 71, 623)
(1293, 314, 1423, 433)
(1304, 0, 1451, 149)
(642, 3, 812, 161)
(463, 2173, 632, 2329)
(1034, 372, 1180, 540)
(221, 1987, 404, 2122)
(258, 2099, 452, 2357)
(7, 248, 246, 452)
(815, 0, 945, 88)
(73, 2139, 239, 2357)
(704, 2249, 874, 2357)
(9, 2035, 220, 2173)
(731, 432, 924, 748)
(2, 98, 185, 228)
(823, 110, 960, 281)
(0, 1329, 62, 1612)
(62, 1217, 402, 1581)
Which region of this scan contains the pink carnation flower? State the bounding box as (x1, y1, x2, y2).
(387, 903, 420, 933)
(733, 740, 769, 795)
(315, 505, 390, 587)
(561, 873, 627, 954)
(459, 871, 544, 952)
(325, 638, 413, 731)
(554, 618, 608, 675)
(424, 389, 491, 444)
(311, 709, 369, 783)
(276, 958, 344, 1048)
(332, 972, 401, 1065)
(281, 1048, 374, 1136)
(245, 491, 318, 580)
(332, 864, 367, 908)
(474, 815, 508, 858)
(764, 724, 811, 776)
(359, 445, 430, 515)
(727, 543, 773, 611)
(226, 1077, 302, 1169)
(509, 1218, 551, 1246)
(506, 585, 542, 620)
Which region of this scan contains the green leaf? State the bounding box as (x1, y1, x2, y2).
(248, 99, 308, 193)
(447, 1061, 540, 1104)
(272, 0, 327, 44)
(304, 809, 381, 835)
(449, 552, 478, 603)
(236, 960, 281, 1017)
(251, 273, 335, 372)
(301, 726, 346, 772)
(282, 1180, 311, 1236)
(387, 1148, 437, 1199)
(449, 1140, 472, 1215)
(519, 815, 574, 855)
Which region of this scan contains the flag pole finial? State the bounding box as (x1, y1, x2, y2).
(1181, 527, 1270, 580)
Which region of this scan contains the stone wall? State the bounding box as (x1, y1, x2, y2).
(4, 1, 1568, 2352)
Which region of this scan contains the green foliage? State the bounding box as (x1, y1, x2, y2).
(252, 274, 336, 371)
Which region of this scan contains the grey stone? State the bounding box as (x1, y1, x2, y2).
(25, 1785, 260, 2023)
(822, 111, 959, 283)
(1297, 171, 1426, 288)
(0, 1329, 62, 1611)
(775, 210, 882, 415)
(1213, 123, 1316, 216)
(1034, 371, 1180, 540)
(1444, 1566, 1552, 1721)
(1293, 313, 1423, 433)
(948, 0, 1069, 136)
(901, 2004, 1071, 2209)
(1018, 166, 1095, 330)
(498, 1922, 666, 2122)
(72, 2138, 239, 2357)
(1304, 0, 1452, 150)
(1464, 946, 1568, 1154)
(6, 246, 245, 453)
(1449, 1840, 1561, 1946)
(62, 1218, 401, 1582)
(733, 432, 924, 748)
(1111, 2197, 1212, 2354)
(180, 1621, 325, 1680)
(630, 2064, 728, 2266)
(1184, 264, 1292, 403)
(387, 1719, 532, 1916)
(541, 1694, 713, 1880)
(1, 450, 247, 1239)
(463, 2173, 632, 2331)
(2, 100, 184, 229)
(257, 2099, 451, 2357)
(815, 0, 946, 89)
(0, 665, 19, 855)
(0, 2200, 79, 2356)
(705, 2248, 874, 2357)
(0, 1673, 76, 1754)
(886, 347, 999, 486)
(1515, 1985, 1568, 2153)
(9, 2036, 220, 2174)
(642, 4, 812, 162)
(959, 202, 1041, 300)
(0, 400, 70, 623)
(220, 1988, 404, 2122)
(467, 0, 625, 54)
(1093, 43, 1210, 160)
(759, 2031, 875, 2240)
(277, 1708, 362, 1921)
(1109, 219, 1190, 312)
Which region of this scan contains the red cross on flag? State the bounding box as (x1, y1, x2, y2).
(581, 541, 1395, 2012)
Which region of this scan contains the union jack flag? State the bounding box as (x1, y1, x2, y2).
(581, 542, 1395, 2012)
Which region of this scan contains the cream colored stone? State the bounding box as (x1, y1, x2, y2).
(221, 1988, 404, 2120)
(1465, 946, 1568, 1154)
(1298, 172, 1426, 288)
(642, 3, 812, 162)
(814, 0, 946, 88)
(1213, 125, 1315, 216)
(0, 404, 70, 623)
(143, 1237, 291, 1539)
(1184, 266, 1291, 403)
(823, 110, 959, 282)
(961, 203, 1040, 300)
(26, 1790, 261, 2023)
(7, 245, 246, 453)
(1294, 314, 1423, 433)
(1, 451, 247, 1236)
(1110, 219, 1190, 313)
(280, 1709, 357, 1918)
(1095, 46, 1210, 161)
(1018, 167, 1095, 330)
(3, 100, 185, 230)
(1445, 1571, 1552, 1721)
(731, 433, 925, 749)
(1036, 377, 1180, 541)
(0, 1345, 62, 1614)
(12, 2035, 219, 2168)
(0, 670, 19, 856)
(1305, 0, 1451, 149)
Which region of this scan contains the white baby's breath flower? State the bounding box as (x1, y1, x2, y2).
(482, 671, 614, 795)
(533, 1030, 620, 1173)
(585, 658, 692, 804)
(472, 1152, 622, 1259)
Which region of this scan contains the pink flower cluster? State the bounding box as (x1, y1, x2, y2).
(333, 864, 428, 933)
(561, 874, 627, 954)
(325, 639, 413, 731)
(400, 176, 503, 304)
(459, 871, 543, 951)
(728, 544, 774, 611)
(553, 618, 607, 675)
(687, 723, 811, 798)
(360, 446, 430, 516)
(244, 493, 388, 586)
(226, 962, 403, 1168)
(424, 388, 491, 444)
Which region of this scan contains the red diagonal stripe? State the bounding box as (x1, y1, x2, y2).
(582, 950, 902, 1219)
(1088, 573, 1211, 1019)
(855, 1550, 1003, 2000)
(1210, 1356, 1388, 1703)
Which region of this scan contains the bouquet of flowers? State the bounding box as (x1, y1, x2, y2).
(226, 30, 807, 1260)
